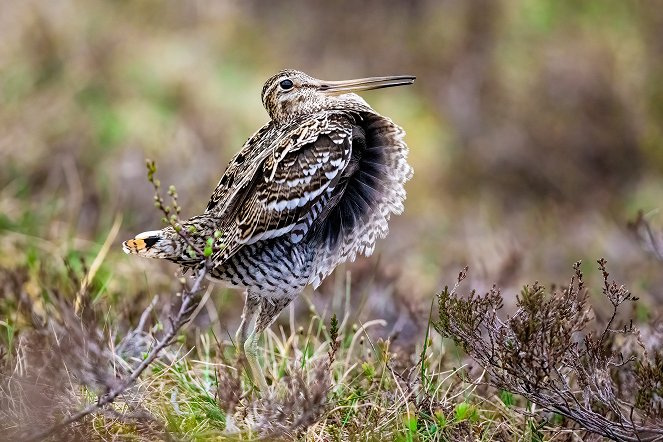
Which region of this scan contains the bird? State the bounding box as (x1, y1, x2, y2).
(123, 69, 415, 390)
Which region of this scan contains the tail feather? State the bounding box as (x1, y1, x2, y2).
(122, 229, 180, 259)
(124, 215, 217, 263)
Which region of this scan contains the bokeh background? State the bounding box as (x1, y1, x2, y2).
(1, 0, 662, 342)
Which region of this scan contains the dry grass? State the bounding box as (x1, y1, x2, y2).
(0, 241, 584, 441)
(0, 187, 661, 440)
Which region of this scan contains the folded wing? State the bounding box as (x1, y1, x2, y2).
(209, 113, 354, 265)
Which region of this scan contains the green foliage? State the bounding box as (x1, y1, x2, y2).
(453, 402, 477, 423)
(499, 390, 515, 407)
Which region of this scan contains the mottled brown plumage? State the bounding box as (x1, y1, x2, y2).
(123, 70, 415, 389)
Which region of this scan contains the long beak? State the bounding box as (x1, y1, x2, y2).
(318, 75, 415, 94)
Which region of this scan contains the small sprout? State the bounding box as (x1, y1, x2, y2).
(214, 230, 222, 239)
(168, 185, 177, 196)
(500, 390, 515, 407)
(361, 361, 375, 379)
(146, 159, 157, 181)
(434, 409, 447, 428)
(174, 224, 181, 232)
(206, 237, 214, 247)
(188, 225, 197, 234)
(187, 247, 196, 259)
(328, 313, 340, 367)
(204, 246, 213, 257)
(454, 402, 477, 422)
(403, 415, 417, 433)
(330, 313, 339, 340)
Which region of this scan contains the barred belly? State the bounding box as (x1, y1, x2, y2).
(210, 237, 313, 298)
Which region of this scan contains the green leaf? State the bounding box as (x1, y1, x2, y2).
(500, 390, 515, 407)
(362, 362, 375, 379)
(404, 414, 417, 433)
(454, 402, 477, 422)
(435, 409, 447, 428)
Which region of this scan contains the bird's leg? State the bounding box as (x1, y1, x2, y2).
(244, 328, 268, 391)
(235, 292, 263, 388)
(225, 293, 259, 433)
(235, 291, 260, 348)
(245, 297, 293, 391)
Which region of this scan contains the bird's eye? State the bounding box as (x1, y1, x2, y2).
(279, 79, 294, 90)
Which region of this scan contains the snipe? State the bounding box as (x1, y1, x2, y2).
(123, 70, 415, 390)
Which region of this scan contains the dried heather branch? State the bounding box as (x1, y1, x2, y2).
(628, 210, 663, 262)
(21, 161, 218, 442)
(21, 265, 208, 442)
(434, 260, 663, 442)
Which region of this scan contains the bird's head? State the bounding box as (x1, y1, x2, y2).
(261, 69, 415, 124)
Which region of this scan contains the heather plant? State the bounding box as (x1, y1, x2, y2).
(434, 260, 663, 441)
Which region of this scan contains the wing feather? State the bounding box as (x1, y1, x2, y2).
(207, 113, 355, 265)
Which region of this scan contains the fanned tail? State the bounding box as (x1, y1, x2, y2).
(309, 113, 412, 288)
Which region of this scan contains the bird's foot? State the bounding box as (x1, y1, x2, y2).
(244, 333, 268, 391)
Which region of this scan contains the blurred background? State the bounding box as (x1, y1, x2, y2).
(1, 0, 662, 342)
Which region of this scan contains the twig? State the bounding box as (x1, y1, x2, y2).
(628, 210, 663, 262)
(22, 264, 209, 442)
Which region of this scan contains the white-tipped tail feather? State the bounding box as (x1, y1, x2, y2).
(122, 229, 173, 258)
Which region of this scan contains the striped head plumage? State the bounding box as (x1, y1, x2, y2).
(260, 70, 415, 124)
